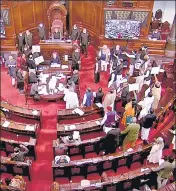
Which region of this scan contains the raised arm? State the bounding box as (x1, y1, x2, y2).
(20, 144, 29, 154)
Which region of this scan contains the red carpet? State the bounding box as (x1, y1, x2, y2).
(0, 45, 174, 190)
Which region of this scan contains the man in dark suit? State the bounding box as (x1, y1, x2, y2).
(38, 22, 46, 40)
(11, 144, 29, 162)
(25, 30, 33, 49)
(53, 28, 61, 40)
(70, 24, 80, 41)
(16, 32, 25, 52)
(141, 108, 156, 144)
(80, 28, 89, 57)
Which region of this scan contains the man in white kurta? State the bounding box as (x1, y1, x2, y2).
(64, 89, 79, 109)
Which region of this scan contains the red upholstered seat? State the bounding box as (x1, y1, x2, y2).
(123, 180, 132, 190)
(54, 168, 64, 176)
(130, 162, 142, 170)
(69, 147, 80, 155)
(71, 175, 85, 183)
(102, 160, 113, 170)
(87, 173, 100, 180)
(0, 150, 7, 157)
(106, 185, 117, 191)
(117, 166, 129, 174)
(13, 165, 23, 175)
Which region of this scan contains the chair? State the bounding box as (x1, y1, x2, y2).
(51, 19, 63, 39)
(123, 179, 132, 190)
(105, 185, 117, 191)
(5, 143, 15, 154)
(85, 163, 100, 178)
(155, 9, 163, 20)
(69, 146, 80, 156)
(69, 165, 84, 180)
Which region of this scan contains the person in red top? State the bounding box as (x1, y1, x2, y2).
(17, 52, 28, 75)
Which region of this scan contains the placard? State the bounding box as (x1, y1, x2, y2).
(129, 83, 139, 91)
(151, 66, 160, 74)
(32, 45, 40, 53)
(64, 55, 68, 61)
(34, 56, 44, 65)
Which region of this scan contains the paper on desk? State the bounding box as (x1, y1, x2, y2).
(145, 87, 150, 97)
(64, 55, 68, 61)
(25, 125, 35, 131)
(32, 45, 40, 53)
(2, 121, 10, 127)
(159, 69, 165, 73)
(127, 148, 133, 152)
(74, 108, 84, 116)
(95, 103, 103, 108)
(34, 56, 44, 65)
(141, 168, 149, 172)
(61, 65, 68, 69)
(32, 110, 38, 115)
(1, 108, 9, 112)
(69, 125, 76, 130)
(95, 121, 101, 125)
(129, 83, 139, 92)
(64, 125, 69, 130)
(151, 66, 160, 74)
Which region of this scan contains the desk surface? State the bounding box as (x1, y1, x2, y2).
(1, 101, 41, 119)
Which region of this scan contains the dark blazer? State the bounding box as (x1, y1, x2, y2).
(72, 51, 80, 66)
(53, 32, 61, 40)
(17, 34, 25, 47)
(27, 59, 36, 69)
(25, 33, 33, 48)
(70, 28, 80, 40)
(50, 56, 61, 65)
(80, 32, 89, 46)
(38, 25, 46, 39)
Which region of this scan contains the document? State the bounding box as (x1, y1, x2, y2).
(32, 110, 38, 115)
(69, 125, 76, 130)
(34, 56, 44, 65)
(1, 108, 9, 112)
(145, 87, 150, 97)
(129, 83, 139, 91)
(151, 66, 160, 74)
(2, 121, 10, 127)
(95, 121, 101, 125)
(32, 45, 40, 53)
(61, 65, 68, 69)
(25, 125, 35, 131)
(73, 108, 84, 116)
(64, 55, 68, 61)
(64, 125, 69, 130)
(95, 103, 103, 108)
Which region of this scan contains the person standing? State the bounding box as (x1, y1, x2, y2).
(94, 57, 101, 83)
(103, 88, 116, 112)
(38, 22, 46, 40)
(121, 81, 130, 107)
(25, 30, 33, 49)
(16, 69, 24, 94)
(108, 66, 117, 88)
(151, 156, 175, 189)
(141, 108, 156, 144)
(121, 117, 140, 150)
(69, 70, 79, 85)
(70, 24, 80, 41)
(147, 137, 164, 164)
(93, 87, 104, 104)
(152, 79, 162, 110)
(5, 55, 16, 86)
(72, 46, 81, 70)
(99, 45, 110, 72)
(82, 88, 93, 107)
(64, 89, 79, 109)
(27, 54, 36, 75)
(16, 32, 25, 52)
(80, 28, 89, 57)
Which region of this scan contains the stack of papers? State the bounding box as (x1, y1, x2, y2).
(73, 108, 84, 116)
(95, 103, 103, 108)
(25, 125, 35, 131)
(2, 121, 10, 128)
(1, 108, 9, 112)
(32, 110, 38, 115)
(95, 121, 101, 125)
(61, 65, 68, 69)
(141, 168, 149, 172)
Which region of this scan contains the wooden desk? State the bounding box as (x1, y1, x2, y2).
(0, 137, 37, 160)
(1, 117, 38, 138)
(39, 41, 73, 60)
(57, 104, 104, 122)
(1, 156, 32, 181)
(57, 118, 103, 136)
(0, 101, 41, 124)
(59, 164, 158, 191)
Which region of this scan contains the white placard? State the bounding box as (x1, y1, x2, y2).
(34, 56, 44, 65)
(95, 103, 103, 108)
(151, 66, 160, 74)
(69, 125, 76, 130)
(25, 125, 35, 131)
(32, 45, 40, 53)
(145, 87, 150, 97)
(129, 83, 139, 92)
(141, 168, 149, 172)
(32, 110, 38, 115)
(64, 55, 68, 61)
(2, 121, 10, 127)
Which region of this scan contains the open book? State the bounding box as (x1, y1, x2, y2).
(73, 108, 84, 116)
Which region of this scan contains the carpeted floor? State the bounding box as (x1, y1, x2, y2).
(0, 45, 174, 190)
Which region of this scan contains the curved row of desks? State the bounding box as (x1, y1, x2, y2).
(1, 156, 32, 181)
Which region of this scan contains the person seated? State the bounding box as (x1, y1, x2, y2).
(1, 176, 25, 190)
(23, 45, 32, 58)
(16, 69, 24, 94)
(50, 52, 61, 66)
(29, 72, 38, 84)
(67, 80, 75, 92)
(10, 144, 29, 162)
(69, 70, 79, 85)
(53, 28, 61, 40)
(51, 182, 60, 191)
(62, 131, 81, 144)
(151, 29, 161, 40)
(17, 53, 28, 72)
(54, 155, 70, 165)
(101, 172, 110, 182)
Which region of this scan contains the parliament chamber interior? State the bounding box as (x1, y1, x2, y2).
(0, 0, 176, 191)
